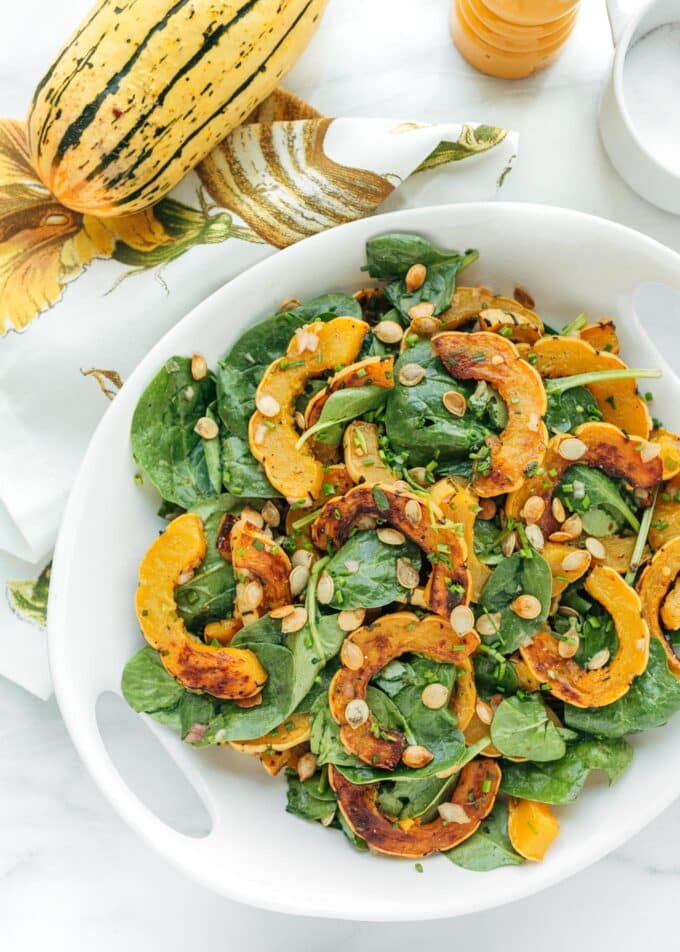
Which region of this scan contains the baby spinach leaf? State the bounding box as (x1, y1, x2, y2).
(500, 737, 633, 803)
(122, 646, 185, 714)
(130, 356, 217, 508)
(385, 341, 490, 468)
(298, 385, 389, 447)
(558, 464, 640, 532)
(473, 652, 519, 699)
(217, 294, 361, 439)
(175, 495, 237, 632)
(221, 435, 280, 497)
(545, 386, 602, 434)
(286, 770, 337, 825)
(565, 638, 680, 737)
(490, 695, 575, 762)
(479, 552, 552, 655)
(445, 801, 524, 871)
(325, 530, 422, 610)
(286, 614, 345, 713)
(364, 233, 478, 319)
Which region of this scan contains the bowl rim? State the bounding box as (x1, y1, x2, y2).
(48, 201, 680, 921)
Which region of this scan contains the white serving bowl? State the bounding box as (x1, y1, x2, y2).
(49, 202, 680, 921)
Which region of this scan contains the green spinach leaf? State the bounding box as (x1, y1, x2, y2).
(298, 385, 389, 448)
(130, 356, 217, 508)
(364, 233, 478, 319)
(221, 435, 280, 497)
(310, 687, 408, 769)
(479, 552, 552, 654)
(557, 464, 640, 532)
(500, 738, 633, 803)
(565, 638, 680, 737)
(286, 769, 337, 825)
(325, 530, 422, 610)
(385, 341, 490, 468)
(490, 695, 575, 762)
(545, 386, 602, 434)
(217, 294, 361, 439)
(445, 801, 524, 871)
(122, 646, 185, 714)
(473, 651, 519, 699)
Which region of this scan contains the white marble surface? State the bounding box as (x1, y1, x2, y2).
(3, 0, 680, 947)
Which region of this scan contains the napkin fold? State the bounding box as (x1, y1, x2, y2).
(0, 88, 517, 697)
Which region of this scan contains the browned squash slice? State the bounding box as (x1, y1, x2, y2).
(304, 356, 394, 430)
(452, 654, 477, 731)
(649, 474, 680, 549)
(229, 713, 311, 755)
(328, 612, 479, 770)
(439, 287, 544, 343)
(638, 537, 680, 678)
(507, 798, 560, 862)
(506, 422, 662, 537)
(651, 428, 680, 480)
(542, 541, 591, 600)
(285, 464, 353, 545)
(463, 693, 502, 757)
(477, 298, 544, 344)
(432, 331, 548, 497)
(259, 743, 309, 778)
(580, 319, 619, 354)
(520, 566, 649, 707)
(438, 286, 493, 329)
(430, 478, 491, 601)
(135, 514, 266, 700)
(215, 512, 238, 562)
(343, 421, 398, 485)
(529, 336, 651, 438)
(598, 535, 640, 575)
(329, 759, 501, 858)
(249, 317, 368, 504)
(230, 519, 291, 615)
(311, 483, 471, 615)
(204, 618, 243, 645)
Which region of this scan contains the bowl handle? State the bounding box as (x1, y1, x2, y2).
(605, 0, 641, 44)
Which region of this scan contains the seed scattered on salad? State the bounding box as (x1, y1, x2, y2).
(405, 263, 427, 292)
(194, 416, 218, 439)
(398, 362, 426, 387)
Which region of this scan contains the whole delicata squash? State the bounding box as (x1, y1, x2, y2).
(311, 483, 471, 614)
(249, 317, 368, 504)
(432, 331, 548, 497)
(638, 537, 680, 679)
(506, 421, 662, 537)
(328, 612, 479, 770)
(529, 336, 651, 438)
(520, 566, 649, 707)
(329, 759, 501, 858)
(135, 514, 266, 699)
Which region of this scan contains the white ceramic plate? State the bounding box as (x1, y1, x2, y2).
(49, 203, 680, 921)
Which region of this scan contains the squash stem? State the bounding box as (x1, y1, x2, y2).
(559, 312, 588, 337)
(295, 416, 345, 450)
(305, 556, 329, 663)
(625, 488, 658, 585)
(545, 368, 661, 396)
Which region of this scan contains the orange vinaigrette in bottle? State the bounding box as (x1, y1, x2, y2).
(451, 0, 580, 79)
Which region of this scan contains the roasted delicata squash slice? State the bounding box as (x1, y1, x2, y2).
(329, 612, 479, 770)
(598, 535, 640, 575)
(506, 421, 662, 537)
(204, 618, 243, 645)
(228, 713, 311, 755)
(507, 798, 560, 862)
(520, 566, 649, 707)
(529, 336, 651, 438)
(329, 759, 501, 858)
(542, 541, 592, 600)
(580, 319, 619, 354)
(432, 331, 548, 497)
(343, 420, 398, 486)
(230, 518, 292, 618)
(311, 483, 471, 614)
(638, 537, 680, 679)
(463, 693, 502, 757)
(430, 478, 491, 601)
(135, 514, 267, 700)
(651, 428, 680, 480)
(649, 474, 680, 550)
(451, 655, 477, 732)
(249, 317, 369, 504)
(438, 287, 544, 342)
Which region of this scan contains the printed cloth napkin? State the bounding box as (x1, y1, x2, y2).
(0, 88, 517, 697)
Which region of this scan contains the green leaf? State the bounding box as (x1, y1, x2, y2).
(175, 495, 237, 632)
(558, 464, 640, 532)
(121, 647, 185, 713)
(565, 638, 680, 738)
(479, 552, 552, 654)
(325, 530, 422, 610)
(221, 435, 280, 497)
(297, 385, 388, 448)
(490, 695, 575, 762)
(545, 386, 602, 435)
(473, 651, 519, 699)
(286, 770, 337, 825)
(7, 561, 51, 629)
(286, 614, 346, 713)
(130, 356, 217, 508)
(500, 738, 633, 803)
(364, 233, 477, 319)
(385, 341, 490, 468)
(445, 801, 524, 871)
(217, 294, 361, 439)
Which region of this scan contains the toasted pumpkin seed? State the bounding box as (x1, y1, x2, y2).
(525, 524, 545, 551)
(194, 416, 218, 439)
(585, 536, 606, 561)
(291, 549, 314, 570)
(281, 606, 308, 633)
(398, 363, 426, 387)
(345, 698, 370, 729)
(475, 699, 493, 724)
(476, 612, 501, 637)
(296, 752, 318, 783)
(558, 631, 580, 658)
(421, 683, 449, 710)
(410, 587, 427, 608)
(561, 513, 583, 540)
(404, 499, 423, 525)
(407, 466, 429, 487)
(405, 263, 427, 292)
(450, 604, 475, 635)
(560, 549, 590, 573)
(501, 531, 517, 557)
(339, 608, 366, 633)
(511, 594, 542, 619)
(551, 497, 566, 523)
(397, 557, 419, 589)
(270, 604, 295, 619)
(411, 315, 441, 337)
(256, 393, 281, 418)
(478, 498, 497, 520)
(523, 495, 546, 525)
(261, 500, 280, 528)
(289, 564, 310, 597)
(374, 320, 404, 344)
(402, 744, 434, 768)
(407, 301, 435, 321)
(377, 527, 406, 546)
(340, 639, 365, 669)
(241, 506, 264, 529)
(242, 580, 264, 611)
(558, 437, 587, 461)
(442, 389, 467, 417)
(356, 515, 378, 531)
(587, 647, 611, 670)
(191, 353, 208, 381)
(438, 802, 469, 824)
(316, 571, 335, 604)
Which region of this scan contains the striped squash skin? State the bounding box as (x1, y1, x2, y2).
(27, 0, 326, 216)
